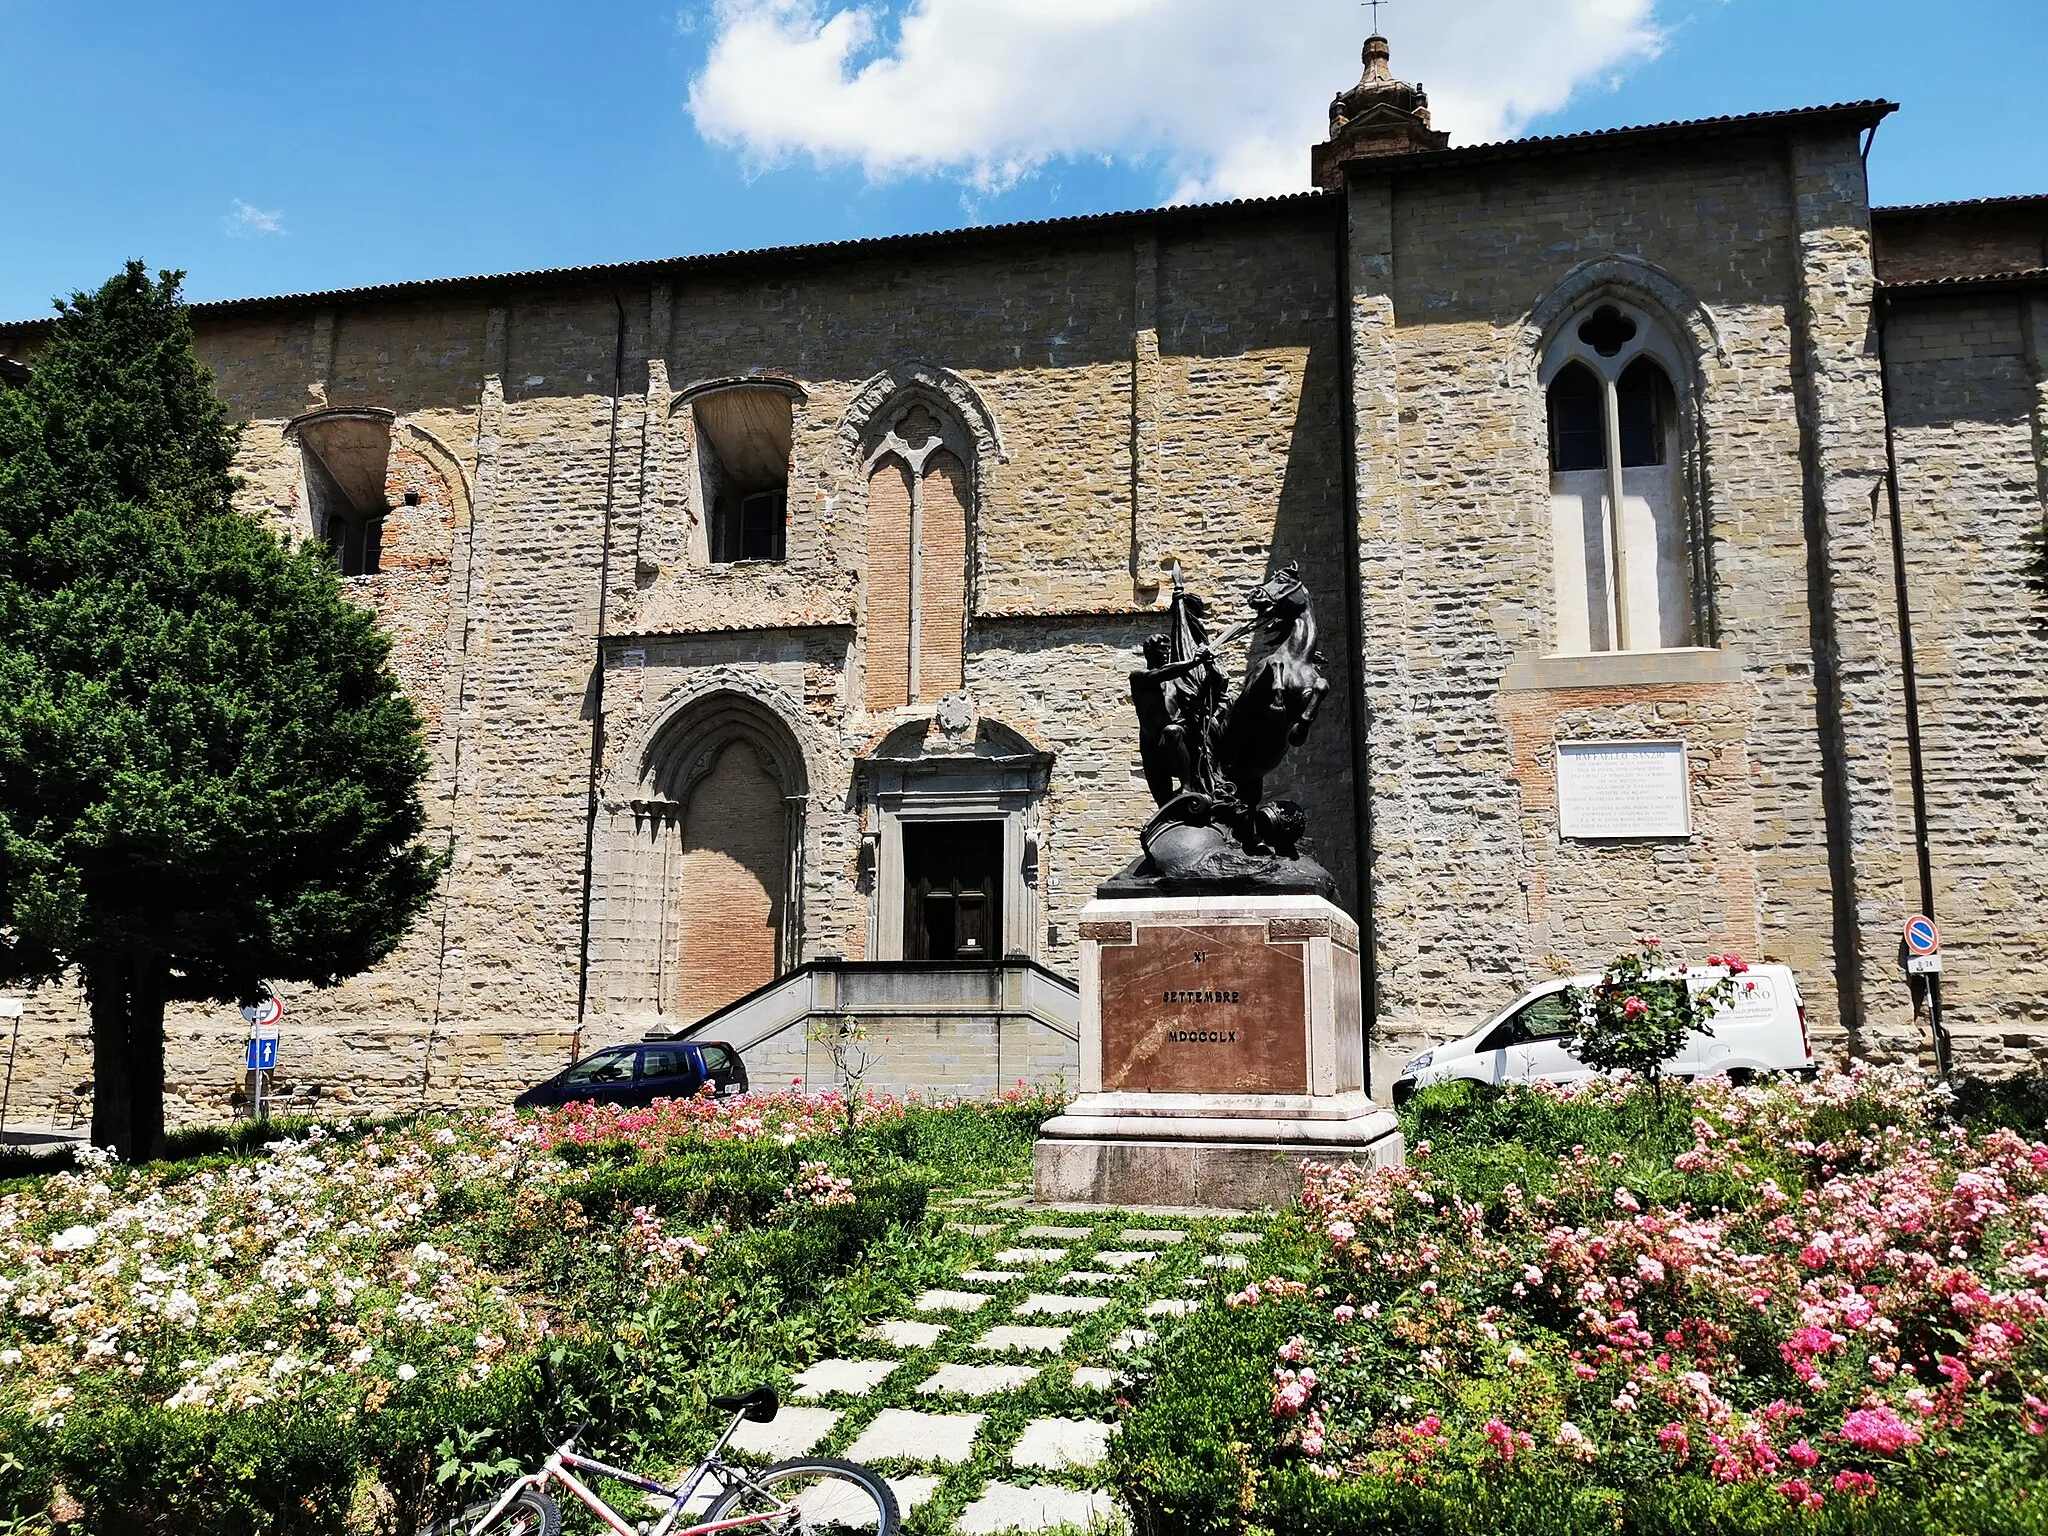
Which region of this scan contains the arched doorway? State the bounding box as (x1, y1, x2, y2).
(614, 688, 809, 1029)
(675, 740, 788, 1019)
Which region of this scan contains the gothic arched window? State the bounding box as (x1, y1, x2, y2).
(864, 400, 971, 710)
(1542, 303, 1694, 653)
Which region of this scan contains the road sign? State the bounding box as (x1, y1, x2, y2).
(1907, 954, 1944, 976)
(240, 997, 284, 1028)
(245, 1032, 279, 1072)
(1904, 915, 1939, 957)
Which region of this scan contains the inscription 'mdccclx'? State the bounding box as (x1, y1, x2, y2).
(1098, 923, 1308, 1093)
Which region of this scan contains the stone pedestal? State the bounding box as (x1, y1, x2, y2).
(1033, 894, 1402, 1210)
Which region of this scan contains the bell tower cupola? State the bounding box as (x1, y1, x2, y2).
(1312, 32, 1449, 189)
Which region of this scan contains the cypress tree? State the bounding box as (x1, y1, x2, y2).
(0, 264, 442, 1160)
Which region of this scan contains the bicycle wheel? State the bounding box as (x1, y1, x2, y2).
(422, 1488, 561, 1536)
(703, 1456, 900, 1536)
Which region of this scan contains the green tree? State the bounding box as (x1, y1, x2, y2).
(0, 264, 442, 1161)
(1564, 938, 1739, 1109)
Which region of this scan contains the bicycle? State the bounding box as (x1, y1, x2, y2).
(427, 1374, 899, 1536)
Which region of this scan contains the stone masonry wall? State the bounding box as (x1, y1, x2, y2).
(1351, 130, 1917, 1067)
(1884, 289, 2048, 1076)
(7, 143, 2047, 1130)
(2, 204, 1359, 1126)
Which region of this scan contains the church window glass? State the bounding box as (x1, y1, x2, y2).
(1542, 303, 1695, 654)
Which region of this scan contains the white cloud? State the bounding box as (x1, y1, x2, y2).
(686, 0, 1664, 202)
(222, 199, 285, 238)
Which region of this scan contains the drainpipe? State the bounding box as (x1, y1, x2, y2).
(1333, 179, 1378, 1093)
(1873, 286, 1949, 1078)
(575, 293, 630, 1027)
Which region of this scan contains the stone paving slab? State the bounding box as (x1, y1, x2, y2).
(1201, 1254, 1249, 1270)
(792, 1359, 900, 1399)
(991, 1248, 1069, 1266)
(986, 1196, 1032, 1210)
(843, 1408, 985, 1466)
(947, 1223, 1007, 1236)
(1071, 1366, 1124, 1392)
(917, 1289, 995, 1312)
(1015, 1292, 1112, 1317)
(918, 1362, 1043, 1397)
(960, 1269, 1025, 1284)
(1110, 1328, 1157, 1353)
(1120, 1229, 1187, 1244)
(1093, 1251, 1156, 1269)
(1010, 1417, 1118, 1471)
(1061, 1270, 1132, 1285)
(1216, 1232, 1263, 1246)
(975, 1324, 1072, 1353)
(726, 1405, 841, 1459)
(888, 1476, 943, 1516)
(954, 1482, 1121, 1535)
(1145, 1297, 1200, 1317)
(1018, 1225, 1092, 1240)
(866, 1318, 948, 1349)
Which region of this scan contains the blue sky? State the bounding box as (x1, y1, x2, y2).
(1, 0, 2042, 320)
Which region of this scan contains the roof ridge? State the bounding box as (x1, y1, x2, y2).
(1874, 191, 2048, 215)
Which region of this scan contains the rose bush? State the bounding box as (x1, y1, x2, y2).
(1114, 1066, 2048, 1535)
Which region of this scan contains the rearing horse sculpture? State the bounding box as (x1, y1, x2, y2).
(1108, 559, 1337, 896)
(1218, 562, 1329, 812)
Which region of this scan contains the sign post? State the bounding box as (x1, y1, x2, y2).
(0, 999, 23, 1139)
(1902, 916, 1948, 1080)
(240, 999, 284, 1120)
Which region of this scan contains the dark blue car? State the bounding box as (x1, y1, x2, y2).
(514, 1040, 749, 1110)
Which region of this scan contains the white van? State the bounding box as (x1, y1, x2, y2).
(1390, 964, 1810, 1106)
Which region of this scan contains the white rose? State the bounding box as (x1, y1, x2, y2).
(396, 1363, 417, 1381)
(48, 1225, 97, 1253)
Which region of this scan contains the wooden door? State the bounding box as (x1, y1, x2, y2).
(902, 821, 1003, 961)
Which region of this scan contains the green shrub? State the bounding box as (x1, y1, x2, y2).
(1111, 1286, 1313, 1535)
(0, 1411, 55, 1523)
(50, 1404, 358, 1536)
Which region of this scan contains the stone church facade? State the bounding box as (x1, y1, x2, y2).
(5, 39, 2047, 1124)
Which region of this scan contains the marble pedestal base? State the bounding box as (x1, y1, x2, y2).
(1032, 893, 1403, 1210)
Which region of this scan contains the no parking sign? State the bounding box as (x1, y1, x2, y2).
(1904, 915, 1941, 975)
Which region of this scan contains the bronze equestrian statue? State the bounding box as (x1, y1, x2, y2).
(1109, 562, 1337, 898)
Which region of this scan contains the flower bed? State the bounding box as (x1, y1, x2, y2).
(0, 1085, 1061, 1534)
(1113, 1067, 2048, 1535)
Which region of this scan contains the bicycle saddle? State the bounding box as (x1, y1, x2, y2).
(711, 1385, 780, 1423)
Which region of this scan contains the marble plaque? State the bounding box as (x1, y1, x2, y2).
(1556, 739, 1691, 839)
(1098, 923, 1307, 1093)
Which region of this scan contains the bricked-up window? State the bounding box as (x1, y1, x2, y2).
(693, 386, 792, 563)
(1542, 303, 1693, 654)
(293, 410, 394, 577)
(864, 402, 971, 710)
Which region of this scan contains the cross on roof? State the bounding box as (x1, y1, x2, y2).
(1365, 0, 1386, 33)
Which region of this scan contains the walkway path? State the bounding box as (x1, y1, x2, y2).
(720, 1180, 1270, 1535)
